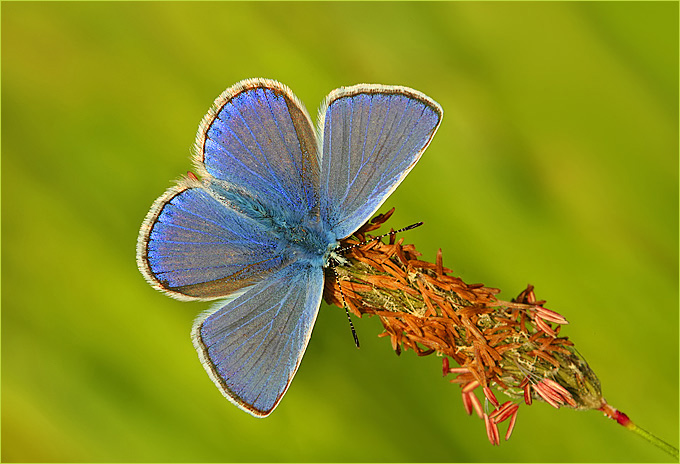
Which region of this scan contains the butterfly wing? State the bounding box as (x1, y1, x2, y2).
(193, 78, 321, 218)
(137, 179, 290, 301)
(192, 262, 324, 417)
(317, 85, 442, 239)
(139, 79, 323, 301)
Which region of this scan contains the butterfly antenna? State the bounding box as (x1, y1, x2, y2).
(331, 221, 423, 348)
(337, 221, 423, 254)
(330, 260, 360, 348)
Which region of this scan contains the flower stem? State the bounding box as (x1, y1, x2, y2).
(630, 423, 679, 460)
(600, 403, 678, 459)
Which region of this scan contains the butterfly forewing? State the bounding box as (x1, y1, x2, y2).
(317, 85, 442, 240)
(194, 78, 321, 217)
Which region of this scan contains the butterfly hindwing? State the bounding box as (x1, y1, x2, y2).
(192, 262, 324, 417)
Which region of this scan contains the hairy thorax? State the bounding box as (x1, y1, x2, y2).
(208, 180, 339, 268)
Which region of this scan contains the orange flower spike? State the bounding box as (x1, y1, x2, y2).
(535, 306, 569, 325)
(534, 316, 557, 337)
(461, 391, 473, 416)
(523, 382, 533, 406)
(321, 211, 678, 457)
(505, 406, 520, 441)
(484, 413, 501, 446)
(461, 380, 480, 393)
(493, 402, 520, 425)
(468, 391, 484, 419)
(532, 382, 562, 409)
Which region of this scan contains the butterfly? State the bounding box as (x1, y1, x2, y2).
(136, 78, 442, 417)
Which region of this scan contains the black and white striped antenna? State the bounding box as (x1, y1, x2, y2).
(331, 221, 424, 348)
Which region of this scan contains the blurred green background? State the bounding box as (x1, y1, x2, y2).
(2, 2, 677, 462)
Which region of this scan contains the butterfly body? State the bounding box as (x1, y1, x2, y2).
(137, 78, 442, 416)
(206, 178, 338, 268)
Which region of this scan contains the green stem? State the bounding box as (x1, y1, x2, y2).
(626, 421, 678, 460)
(600, 403, 678, 459)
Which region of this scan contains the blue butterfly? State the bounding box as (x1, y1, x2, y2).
(136, 78, 442, 417)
